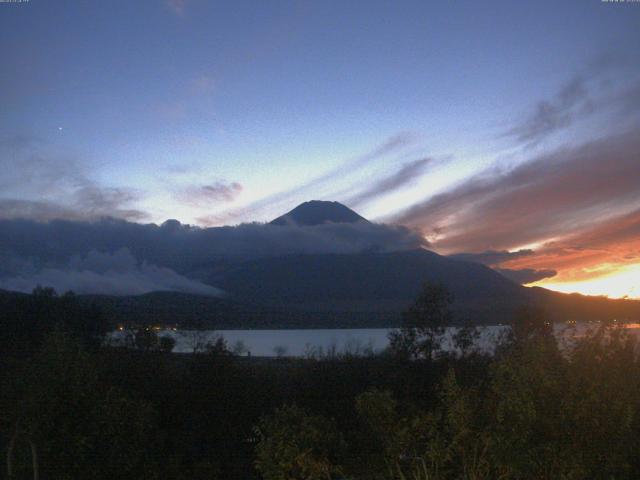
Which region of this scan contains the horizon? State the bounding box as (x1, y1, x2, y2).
(1, 0, 640, 299)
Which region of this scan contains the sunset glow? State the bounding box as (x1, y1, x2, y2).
(530, 262, 640, 299)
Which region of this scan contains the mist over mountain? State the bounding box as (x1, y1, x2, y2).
(0, 204, 423, 296)
(0, 249, 222, 297)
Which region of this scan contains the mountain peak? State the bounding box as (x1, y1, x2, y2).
(270, 200, 369, 226)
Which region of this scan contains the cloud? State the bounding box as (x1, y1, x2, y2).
(448, 249, 535, 266)
(0, 136, 85, 195)
(394, 128, 640, 254)
(0, 198, 147, 223)
(504, 53, 640, 147)
(448, 249, 555, 284)
(206, 132, 418, 225)
(0, 135, 148, 222)
(0, 217, 427, 287)
(506, 76, 591, 145)
(345, 158, 433, 209)
(550, 207, 640, 254)
(299, 132, 419, 192)
(0, 194, 147, 223)
(356, 133, 419, 163)
(74, 186, 147, 220)
(499, 208, 640, 284)
(495, 268, 557, 285)
(0, 248, 222, 296)
(175, 181, 242, 207)
(441, 206, 640, 288)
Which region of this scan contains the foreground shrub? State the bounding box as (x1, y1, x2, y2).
(254, 404, 345, 480)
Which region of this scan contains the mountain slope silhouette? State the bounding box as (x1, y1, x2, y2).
(270, 200, 368, 226)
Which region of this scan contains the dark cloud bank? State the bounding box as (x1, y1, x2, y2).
(449, 250, 557, 284)
(0, 218, 426, 295)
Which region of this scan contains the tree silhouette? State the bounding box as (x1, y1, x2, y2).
(389, 282, 452, 359)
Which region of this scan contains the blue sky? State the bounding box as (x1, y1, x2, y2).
(1, 0, 640, 295)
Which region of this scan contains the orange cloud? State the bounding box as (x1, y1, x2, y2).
(395, 129, 640, 298)
(463, 209, 640, 297)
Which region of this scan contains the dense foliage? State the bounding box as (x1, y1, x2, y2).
(1, 286, 639, 479)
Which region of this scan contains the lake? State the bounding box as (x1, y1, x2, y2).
(109, 322, 640, 357)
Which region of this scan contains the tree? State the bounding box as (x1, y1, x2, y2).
(158, 335, 177, 353)
(452, 323, 480, 358)
(231, 339, 249, 356)
(273, 345, 288, 357)
(2, 332, 157, 479)
(389, 283, 452, 359)
(205, 335, 231, 357)
(185, 329, 210, 354)
(508, 305, 554, 346)
(134, 326, 159, 351)
(0, 287, 109, 359)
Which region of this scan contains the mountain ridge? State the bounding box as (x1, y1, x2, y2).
(270, 200, 369, 226)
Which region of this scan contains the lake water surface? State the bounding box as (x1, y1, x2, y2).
(109, 323, 640, 357)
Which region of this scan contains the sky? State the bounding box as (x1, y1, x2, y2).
(1, 0, 639, 298)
